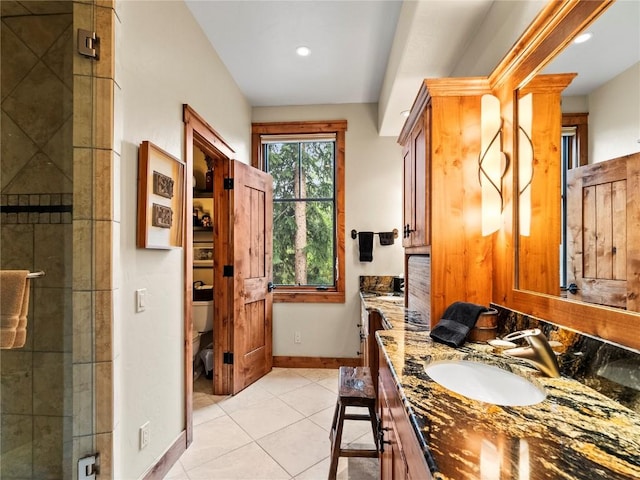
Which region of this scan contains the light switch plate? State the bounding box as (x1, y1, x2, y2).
(136, 288, 146, 313)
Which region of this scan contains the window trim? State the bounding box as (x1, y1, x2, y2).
(252, 120, 346, 303)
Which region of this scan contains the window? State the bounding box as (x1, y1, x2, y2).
(252, 120, 346, 303)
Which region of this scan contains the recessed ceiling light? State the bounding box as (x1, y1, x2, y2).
(296, 46, 311, 57)
(573, 32, 593, 44)
(401, 110, 410, 118)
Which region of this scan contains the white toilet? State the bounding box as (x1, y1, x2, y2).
(192, 300, 213, 361)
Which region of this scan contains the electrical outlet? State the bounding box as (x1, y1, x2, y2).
(139, 422, 150, 450)
(136, 289, 147, 313)
(294, 331, 301, 344)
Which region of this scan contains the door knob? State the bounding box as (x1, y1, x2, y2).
(267, 282, 276, 292)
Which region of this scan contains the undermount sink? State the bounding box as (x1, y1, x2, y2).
(424, 360, 546, 407)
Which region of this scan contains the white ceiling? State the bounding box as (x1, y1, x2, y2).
(185, 0, 639, 137)
(542, 0, 640, 96)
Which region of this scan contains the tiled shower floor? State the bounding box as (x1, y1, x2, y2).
(164, 368, 379, 479)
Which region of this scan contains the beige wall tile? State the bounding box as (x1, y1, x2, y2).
(73, 220, 93, 291)
(74, 147, 94, 220)
(95, 361, 113, 433)
(43, 116, 74, 181)
(33, 286, 71, 352)
(73, 75, 93, 148)
(43, 23, 74, 89)
(95, 290, 113, 362)
(113, 151, 122, 221)
(94, 149, 113, 221)
(94, 77, 114, 150)
(0, 20, 39, 102)
(63, 421, 74, 480)
(21, 1, 72, 15)
(73, 434, 96, 480)
(64, 352, 73, 416)
(0, 414, 33, 477)
(33, 415, 65, 478)
(94, 220, 113, 291)
(3, 62, 72, 149)
(95, 4, 115, 80)
(0, 224, 34, 270)
(73, 291, 94, 363)
(1, 1, 30, 18)
(96, 431, 113, 479)
(4, 152, 73, 195)
(97, 0, 115, 9)
(1, 113, 39, 189)
(33, 352, 66, 416)
(0, 351, 33, 414)
(73, 363, 94, 437)
(3, 11, 71, 57)
(73, 2, 96, 77)
(34, 223, 72, 288)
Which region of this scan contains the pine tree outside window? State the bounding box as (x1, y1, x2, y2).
(252, 121, 346, 303)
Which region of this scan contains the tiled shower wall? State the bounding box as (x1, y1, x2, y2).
(1, 2, 74, 477)
(1, 1, 116, 478)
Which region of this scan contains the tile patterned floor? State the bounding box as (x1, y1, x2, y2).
(164, 368, 379, 479)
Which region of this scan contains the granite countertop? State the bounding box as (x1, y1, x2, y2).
(362, 293, 640, 480)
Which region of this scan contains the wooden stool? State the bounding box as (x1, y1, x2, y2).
(328, 366, 379, 480)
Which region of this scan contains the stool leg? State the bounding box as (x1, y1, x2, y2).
(328, 401, 346, 480)
(368, 404, 379, 450)
(329, 399, 340, 441)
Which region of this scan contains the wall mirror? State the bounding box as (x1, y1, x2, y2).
(515, 0, 640, 314)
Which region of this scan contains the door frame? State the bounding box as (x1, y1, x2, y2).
(183, 105, 236, 444)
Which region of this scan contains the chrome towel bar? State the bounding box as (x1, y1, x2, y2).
(26, 271, 45, 279)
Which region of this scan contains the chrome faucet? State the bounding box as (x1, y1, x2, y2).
(502, 329, 560, 377)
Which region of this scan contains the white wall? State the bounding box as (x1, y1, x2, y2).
(589, 62, 640, 163)
(252, 104, 404, 358)
(114, 1, 251, 477)
(561, 95, 588, 113)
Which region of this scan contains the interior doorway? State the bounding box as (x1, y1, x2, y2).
(191, 142, 216, 382)
(183, 105, 236, 444)
(183, 105, 274, 444)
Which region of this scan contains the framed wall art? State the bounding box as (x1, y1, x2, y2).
(137, 141, 186, 249)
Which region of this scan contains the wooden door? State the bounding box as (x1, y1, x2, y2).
(566, 153, 640, 311)
(212, 158, 273, 395)
(229, 160, 274, 393)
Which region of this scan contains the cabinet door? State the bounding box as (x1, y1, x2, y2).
(379, 381, 393, 480)
(402, 141, 413, 248)
(379, 345, 432, 480)
(402, 108, 430, 248)
(379, 376, 409, 480)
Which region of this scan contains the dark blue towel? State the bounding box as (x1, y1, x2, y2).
(430, 302, 488, 348)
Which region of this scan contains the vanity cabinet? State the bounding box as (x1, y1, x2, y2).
(378, 345, 431, 480)
(398, 79, 494, 322)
